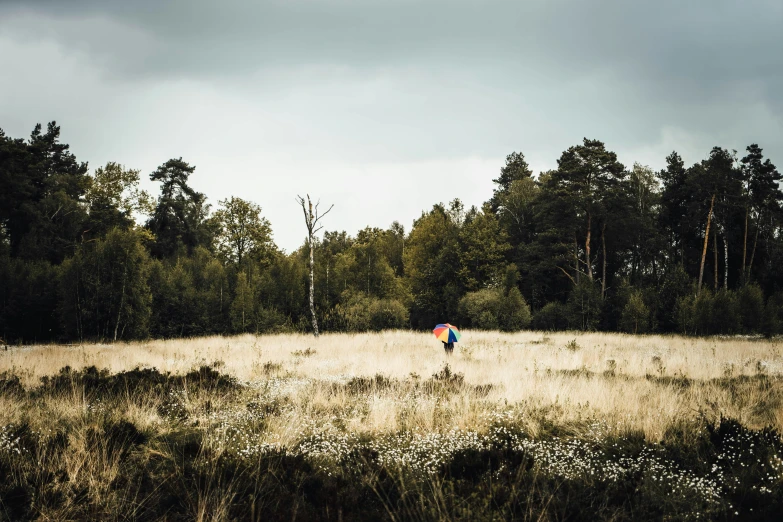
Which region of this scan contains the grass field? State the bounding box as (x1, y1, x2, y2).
(1, 331, 783, 520)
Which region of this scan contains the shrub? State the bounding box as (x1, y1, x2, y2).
(367, 298, 409, 330)
(459, 289, 499, 329)
(692, 290, 713, 335)
(58, 228, 152, 341)
(620, 291, 650, 334)
(342, 293, 409, 331)
(763, 292, 783, 336)
(255, 306, 290, 333)
(499, 287, 532, 330)
(677, 289, 743, 336)
(458, 287, 531, 331)
(711, 290, 740, 335)
(675, 294, 695, 335)
(567, 279, 601, 331)
(656, 265, 692, 332)
(532, 302, 570, 331)
(737, 284, 764, 334)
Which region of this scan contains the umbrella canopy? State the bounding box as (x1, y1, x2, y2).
(433, 323, 461, 343)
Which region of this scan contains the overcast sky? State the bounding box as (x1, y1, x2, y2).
(1, 0, 781, 252)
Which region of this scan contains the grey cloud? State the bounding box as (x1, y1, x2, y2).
(5, 1, 781, 82)
(4, 1, 780, 135)
(1, 1, 781, 209)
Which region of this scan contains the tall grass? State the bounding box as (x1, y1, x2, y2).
(1, 331, 782, 520)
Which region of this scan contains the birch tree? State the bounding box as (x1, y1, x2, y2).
(296, 194, 333, 336)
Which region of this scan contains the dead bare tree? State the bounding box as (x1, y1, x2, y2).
(698, 193, 716, 294)
(296, 194, 334, 337)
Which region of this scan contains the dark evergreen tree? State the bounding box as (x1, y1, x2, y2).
(404, 202, 463, 328)
(659, 151, 690, 266)
(58, 228, 152, 341)
(741, 145, 783, 288)
(146, 158, 211, 258)
(489, 151, 533, 212)
(1, 122, 90, 263)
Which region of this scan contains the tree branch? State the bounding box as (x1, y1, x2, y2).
(295, 195, 311, 232)
(314, 203, 334, 225)
(557, 266, 576, 285)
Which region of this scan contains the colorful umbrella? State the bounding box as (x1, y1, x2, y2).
(433, 323, 461, 343)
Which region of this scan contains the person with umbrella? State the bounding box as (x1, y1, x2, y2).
(433, 323, 461, 355)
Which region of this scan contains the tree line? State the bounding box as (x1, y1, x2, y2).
(2, 122, 783, 343)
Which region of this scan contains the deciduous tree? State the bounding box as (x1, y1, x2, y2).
(211, 196, 274, 267)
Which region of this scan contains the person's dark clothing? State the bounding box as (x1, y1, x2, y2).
(442, 341, 454, 354)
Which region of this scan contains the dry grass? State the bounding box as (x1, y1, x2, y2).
(3, 331, 783, 520)
(3, 330, 782, 442)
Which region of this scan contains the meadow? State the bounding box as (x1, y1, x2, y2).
(1, 331, 782, 521)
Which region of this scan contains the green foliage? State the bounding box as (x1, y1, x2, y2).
(763, 292, 783, 336)
(620, 290, 650, 334)
(676, 289, 744, 336)
(340, 293, 409, 331)
(655, 264, 692, 332)
(492, 151, 533, 200)
(404, 202, 463, 328)
(58, 228, 152, 341)
(496, 177, 539, 246)
(230, 271, 255, 333)
(147, 249, 229, 338)
(737, 284, 765, 333)
(146, 158, 212, 258)
(458, 285, 531, 331)
(0, 256, 61, 343)
(457, 205, 509, 291)
(711, 290, 741, 335)
(676, 290, 717, 336)
(502, 287, 532, 331)
(532, 302, 570, 331)
(85, 162, 153, 237)
(211, 196, 274, 267)
(3, 121, 783, 340)
(458, 289, 499, 329)
(567, 279, 601, 331)
(326, 227, 410, 306)
(0, 122, 90, 263)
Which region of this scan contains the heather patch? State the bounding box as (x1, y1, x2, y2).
(1, 362, 783, 520)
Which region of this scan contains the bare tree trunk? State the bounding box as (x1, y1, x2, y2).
(297, 194, 333, 337)
(113, 261, 128, 342)
(742, 207, 748, 278)
(75, 264, 83, 342)
(713, 221, 718, 292)
(574, 234, 580, 284)
(749, 216, 760, 278)
(585, 213, 593, 281)
(723, 229, 728, 290)
(698, 194, 716, 294)
(308, 204, 318, 336)
(601, 222, 607, 300)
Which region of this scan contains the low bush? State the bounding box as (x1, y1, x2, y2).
(459, 287, 531, 331)
(2, 364, 783, 520)
(340, 294, 410, 331)
(532, 301, 570, 331)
